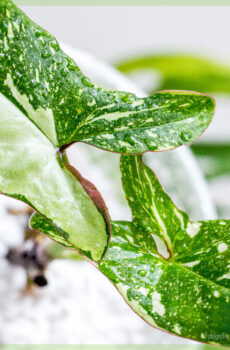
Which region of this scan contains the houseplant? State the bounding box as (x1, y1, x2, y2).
(0, 0, 229, 345)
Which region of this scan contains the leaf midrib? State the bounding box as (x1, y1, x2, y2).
(112, 222, 230, 292)
(129, 158, 167, 256)
(123, 227, 230, 292)
(77, 114, 207, 142)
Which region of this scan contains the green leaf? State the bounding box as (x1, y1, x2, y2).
(117, 54, 230, 95)
(0, 1, 215, 154)
(30, 212, 83, 260)
(30, 213, 73, 250)
(98, 155, 230, 345)
(117, 53, 230, 182)
(0, 91, 110, 261)
(0, 1, 215, 261)
(191, 142, 230, 179)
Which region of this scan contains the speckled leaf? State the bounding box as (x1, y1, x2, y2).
(0, 1, 215, 154)
(0, 1, 216, 261)
(0, 92, 109, 262)
(98, 155, 230, 345)
(117, 54, 230, 94)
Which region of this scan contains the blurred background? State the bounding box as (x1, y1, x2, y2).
(0, 4, 230, 346)
(20, 6, 230, 63)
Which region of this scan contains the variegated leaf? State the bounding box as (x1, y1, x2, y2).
(98, 155, 230, 345)
(29, 153, 230, 344)
(30, 212, 73, 250)
(0, 1, 215, 154)
(117, 54, 230, 181)
(0, 92, 109, 261)
(0, 1, 215, 261)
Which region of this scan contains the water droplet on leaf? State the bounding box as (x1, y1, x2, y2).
(61, 69, 68, 77)
(42, 51, 51, 59)
(138, 269, 147, 277)
(180, 131, 192, 142)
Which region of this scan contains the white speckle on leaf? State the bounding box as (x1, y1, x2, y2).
(186, 222, 201, 238)
(217, 273, 230, 280)
(132, 99, 144, 107)
(44, 81, 49, 90)
(139, 287, 149, 296)
(152, 291, 165, 316)
(100, 134, 114, 139)
(151, 234, 170, 260)
(13, 22, 20, 32)
(174, 208, 185, 230)
(174, 324, 181, 334)
(35, 68, 40, 83)
(7, 22, 14, 39)
(182, 260, 200, 267)
(126, 235, 134, 243)
(118, 140, 131, 148)
(214, 291, 219, 297)
(50, 46, 56, 56)
(87, 99, 96, 107)
(218, 243, 228, 253)
(220, 221, 227, 225)
(4, 37, 9, 50)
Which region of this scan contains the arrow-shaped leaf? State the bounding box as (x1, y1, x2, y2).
(117, 53, 230, 185)
(31, 154, 230, 344)
(0, 0, 215, 261)
(1, 1, 215, 154)
(98, 155, 230, 345)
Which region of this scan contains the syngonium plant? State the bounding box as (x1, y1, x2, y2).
(0, 0, 215, 262)
(0, 0, 229, 346)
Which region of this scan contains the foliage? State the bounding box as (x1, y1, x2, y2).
(1, 1, 229, 346)
(99, 155, 230, 345)
(0, 0, 214, 261)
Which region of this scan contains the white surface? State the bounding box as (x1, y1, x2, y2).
(20, 6, 230, 65)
